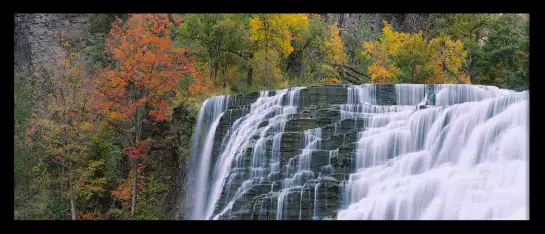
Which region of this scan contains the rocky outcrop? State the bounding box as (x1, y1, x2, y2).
(164, 104, 197, 220)
(14, 14, 94, 74)
(139, 104, 196, 220)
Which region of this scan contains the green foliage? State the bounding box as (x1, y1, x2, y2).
(88, 14, 127, 34)
(134, 174, 170, 220)
(342, 17, 375, 65)
(472, 14, 529, 88)
(428, 14, 493, 44)
(86, 14, 128, 72)
(393, 32, 428, 83)
(177, 14, 251, 87)
(89, 131, 124, 181)
(85, 43, 108, 70)
(133, 200, 167, 220)
(14, 73, 32, 183)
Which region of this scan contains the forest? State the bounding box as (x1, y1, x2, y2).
(14, 13, 529, 220)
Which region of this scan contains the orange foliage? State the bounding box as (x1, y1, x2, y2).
(111, 163, 146, 204)
(459, 73, 472, 84)
(326, 78, 341, 84)
(92, 14, 199, 124)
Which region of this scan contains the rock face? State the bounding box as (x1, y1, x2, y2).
(14, 14, 94, 74)
(180, 84, 524, 220)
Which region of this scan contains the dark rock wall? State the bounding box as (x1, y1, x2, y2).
(140, 104, 197, 220)
(163, 105, 196, 220)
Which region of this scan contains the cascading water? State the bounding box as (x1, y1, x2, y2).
(183, 84, 528, 220)
(185, 96, 233, 220)
(338, 84, 528, 220)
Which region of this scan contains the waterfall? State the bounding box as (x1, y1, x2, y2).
(184, 96, 232, 220)
(338, 84, 528, 220)
(184, 84, 528, 220)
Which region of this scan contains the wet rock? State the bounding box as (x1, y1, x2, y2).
(285, 118, 318, 132)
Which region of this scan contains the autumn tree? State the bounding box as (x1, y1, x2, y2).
(362, 21, 408, 83)
(177, 14, 250, 89)
(249, 14, 309, 87)
(176, 14, 355, 90)
(297, 14, 330, 82)
(393, 32, 428, 83)
(295, 14, 346, 84)
(322, 25, 348, 84)
(92, 14, 197, 217)
(426, 14, 494, 81)
(362, 20, 469, 84)
(27, 32, 96, 220)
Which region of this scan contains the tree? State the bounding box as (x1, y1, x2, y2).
(298, 14, 330, 82)
(177, 14, 249, 88)
(472, 14, 529, 88)
(428, 14, 493, 47)
(248, 14, 309, 87)
(362, 20, 469, 84)
(426, 14, 494, 81)
(362, 20, 407, 83)
(427, 35, 469, 84)
(393, 32, 428, 83)
(27, 32, 96, 220)
(322, 25, 348, 83)
(14, 72, 37, 219)
(92, 14, 197, 217)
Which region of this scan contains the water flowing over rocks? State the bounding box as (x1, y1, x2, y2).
(181, 84, 528, 220)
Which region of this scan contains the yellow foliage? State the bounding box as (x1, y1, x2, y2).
(324, 25, 347, 64)
(361, 21, 408, 83)
(459, 73, 472, 84)
(248, 14, 309, 87)
(79, 122, 94, 132)
(427, 36, 468, 83)
(362, 20, 468, 84)
(381, 20, 409, 56)
(250, 14, 309, 57)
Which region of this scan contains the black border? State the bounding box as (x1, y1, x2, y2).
(6, 2, 540, 233)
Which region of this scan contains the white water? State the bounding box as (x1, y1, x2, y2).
(337, 84, 528, 220)
(185, 84, 529, 220)
(185, 96, 232, 220)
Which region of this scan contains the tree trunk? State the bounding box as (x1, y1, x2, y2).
(131, 158, 137, 217)
(70, 189, 77, 220)
(209, 57, 216, 86)
(131, 106, 141, 217)
(247, 67, 253, 86)
(69, 168, 77, 220)
(221, 64, 227, 88)
(338, 14, 345, 36)
(213, 62, 219, 85)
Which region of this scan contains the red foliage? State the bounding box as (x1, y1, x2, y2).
(123, 139, 152, 160)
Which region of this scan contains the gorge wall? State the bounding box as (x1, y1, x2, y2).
(181, 84, 529, 220)
(14, 14, 97, 74)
